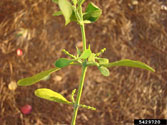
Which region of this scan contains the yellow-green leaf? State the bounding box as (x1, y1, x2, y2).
(102, 59, 155, 72)
(96, 58, 109, 64)
(58, 0, 73, 25)
(98, 66, 110, 76)
(88, 53, 95, 62)
(17, 67, 60, 86)
(55, 58, 74, 68)
(35, 88, 71, 104)
(79, 49, 92, 59)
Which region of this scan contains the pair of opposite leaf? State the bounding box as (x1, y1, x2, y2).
(55, 49, 111, 76)
(55, 48, 155, 76)
(53, 0, 102, 25)
(17, 50, 155, 108)
(17, 56, 155, 106)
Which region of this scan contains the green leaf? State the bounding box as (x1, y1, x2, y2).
(79, 49, 92, 59)
(41, 75, 50, 81)
(35, 88, 71, 104)
(83, 2, 102, 23)
(55, 58, 74, 68)
(52, 0, 58, 4)
(102, 59, 155, 72)
(70, 10, 78, 22)
(53, 11, 63, 16)
(98, 66, 110, 76)
(17, 67, 60, 86)
(88, 53, 95, 62)
(96, 58, 109, 64)
(58, 0, 73, 25)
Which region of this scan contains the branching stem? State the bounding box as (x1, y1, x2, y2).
(71, 4, 87, 125)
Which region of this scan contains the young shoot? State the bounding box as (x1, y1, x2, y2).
(17, 0, 155, 125)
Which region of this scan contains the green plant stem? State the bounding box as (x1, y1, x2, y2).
(78, 3, 86, 51)
(71, 4, 87, 125)
(80, 24, 86, 51)
(71, 66, 87, 125)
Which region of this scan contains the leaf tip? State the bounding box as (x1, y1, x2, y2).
(17, 79, 25, 86)
(150, 68, 155, 72)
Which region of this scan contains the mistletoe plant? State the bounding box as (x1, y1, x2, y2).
(17, 0, 155, 124)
